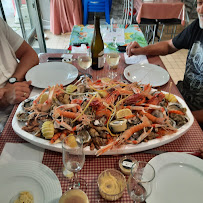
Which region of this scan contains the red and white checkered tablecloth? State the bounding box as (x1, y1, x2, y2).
(1, 54, 203, 202)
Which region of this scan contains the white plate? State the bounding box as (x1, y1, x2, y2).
(0, 160, 62, 203)
(12, 92, 194, 155)
(147, 152, 203, 203)
(25, 62, 78, 88)
(124, 64, 170, 87)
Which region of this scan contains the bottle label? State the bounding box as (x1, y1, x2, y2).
(98, 50, 104, 69)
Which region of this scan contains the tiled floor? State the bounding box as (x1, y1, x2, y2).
(32, 30, 71, 50)
(33, 25, 188, 85)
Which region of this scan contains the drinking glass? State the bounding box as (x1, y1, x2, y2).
(77, 53, 92, 77)
(62, 135, 86, 189)
(127, 161, 155, 203)
(106, 52, 120, 79)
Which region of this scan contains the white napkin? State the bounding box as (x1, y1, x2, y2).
(0, 143, 44, 166)
(124, 53, 149, 64)
(61, 54, 73, 63)
(71, 44, 88, 53)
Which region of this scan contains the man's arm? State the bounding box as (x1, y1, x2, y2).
(126, 39, 179, 57)
(0, 41, 39, 108)
(10, 40, 39, 82)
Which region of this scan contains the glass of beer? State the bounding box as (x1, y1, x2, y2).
(106, 52, 120, 79)
(59, 189, 89, 203)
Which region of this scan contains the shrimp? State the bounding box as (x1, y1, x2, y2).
(95, 116, 151, 156)
(127, 127, 153, 144)
(52, 104, 81, 119)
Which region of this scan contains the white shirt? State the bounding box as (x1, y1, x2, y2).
(0, 18, 24, 87)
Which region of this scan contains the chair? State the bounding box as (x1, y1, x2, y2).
(122, 0, 134, 26)
(124, 0, 157, 44)
(157, 0, 194, 41)
(83, 0, 112, 25)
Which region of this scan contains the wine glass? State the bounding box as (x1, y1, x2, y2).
(62, 134, 86, 189)
(127, 161, 155, 203)
(77, 52, 92, 78)
(106, 52, 120, 79)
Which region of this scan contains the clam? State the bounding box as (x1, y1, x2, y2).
(151, 109, 164, 118)
(77, 130, 91, 144)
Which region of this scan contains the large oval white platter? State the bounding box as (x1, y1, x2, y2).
(12, 93, 194, 155)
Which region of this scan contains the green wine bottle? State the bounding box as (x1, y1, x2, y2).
(91, 15, 104, 70)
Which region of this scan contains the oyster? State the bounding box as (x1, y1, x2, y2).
(17, 111, 30, 122)
(22, 99, 33, 110)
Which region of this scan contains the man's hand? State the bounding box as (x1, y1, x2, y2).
(126, 41, 141, 57)
(4, 81, 32, 105)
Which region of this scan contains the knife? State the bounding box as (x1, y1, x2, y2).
(47, 57, 63, 62)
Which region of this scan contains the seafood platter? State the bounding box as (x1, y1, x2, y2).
(12, 77, 194, 155)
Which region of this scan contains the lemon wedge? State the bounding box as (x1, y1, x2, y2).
(39, 93, 48, 104)
(165, 93, 178, 103)
(66, 134, 77, 148)
(116, 109, 132, 119)
(66, 85, 77, 93)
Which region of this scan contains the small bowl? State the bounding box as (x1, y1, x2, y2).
(97, 169, 126, 201)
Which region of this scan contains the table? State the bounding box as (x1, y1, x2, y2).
(134, 0, 186, 26)
(1, 53, 203, 202)
(69, 24, 148, 53)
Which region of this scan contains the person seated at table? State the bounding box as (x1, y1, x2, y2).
(126, 2, 203, 127)
(0, 17, 39, 108)
(0, 17, 39, 133)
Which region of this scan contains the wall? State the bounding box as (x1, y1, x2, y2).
(38, 0, 50, 29)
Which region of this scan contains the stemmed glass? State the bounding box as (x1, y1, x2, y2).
(77, 52, 92, 78)
(127, 161, 155, 203)
(62, 135, 86, 189)
(106, 52, 120, 79)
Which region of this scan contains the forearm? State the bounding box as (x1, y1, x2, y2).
(131, 40, 178, 56)
(192, 110, 203, 123)
(12, 41, 39, 82)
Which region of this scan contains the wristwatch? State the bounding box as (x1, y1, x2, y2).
(8, 77, 18, 84)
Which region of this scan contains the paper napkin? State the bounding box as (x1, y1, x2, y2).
(124, 53, 149, 64)
(71, 44, 88, 53)
(0, 143, 44, 165)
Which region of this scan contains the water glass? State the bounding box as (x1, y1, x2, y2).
(127, 161, 155, 202)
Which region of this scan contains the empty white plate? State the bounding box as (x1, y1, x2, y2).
(26, 62, 78, 88)
(124, 63, 170, 87)
(147, 152, 203, 203)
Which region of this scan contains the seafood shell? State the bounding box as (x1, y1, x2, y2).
(78, 130, 91, 144)
(17, 111, 30, 121)
(22, 99, 33, 110)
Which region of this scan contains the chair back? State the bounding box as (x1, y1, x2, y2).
(122, 0, 134, 26)
(83, 0, 112, 25)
